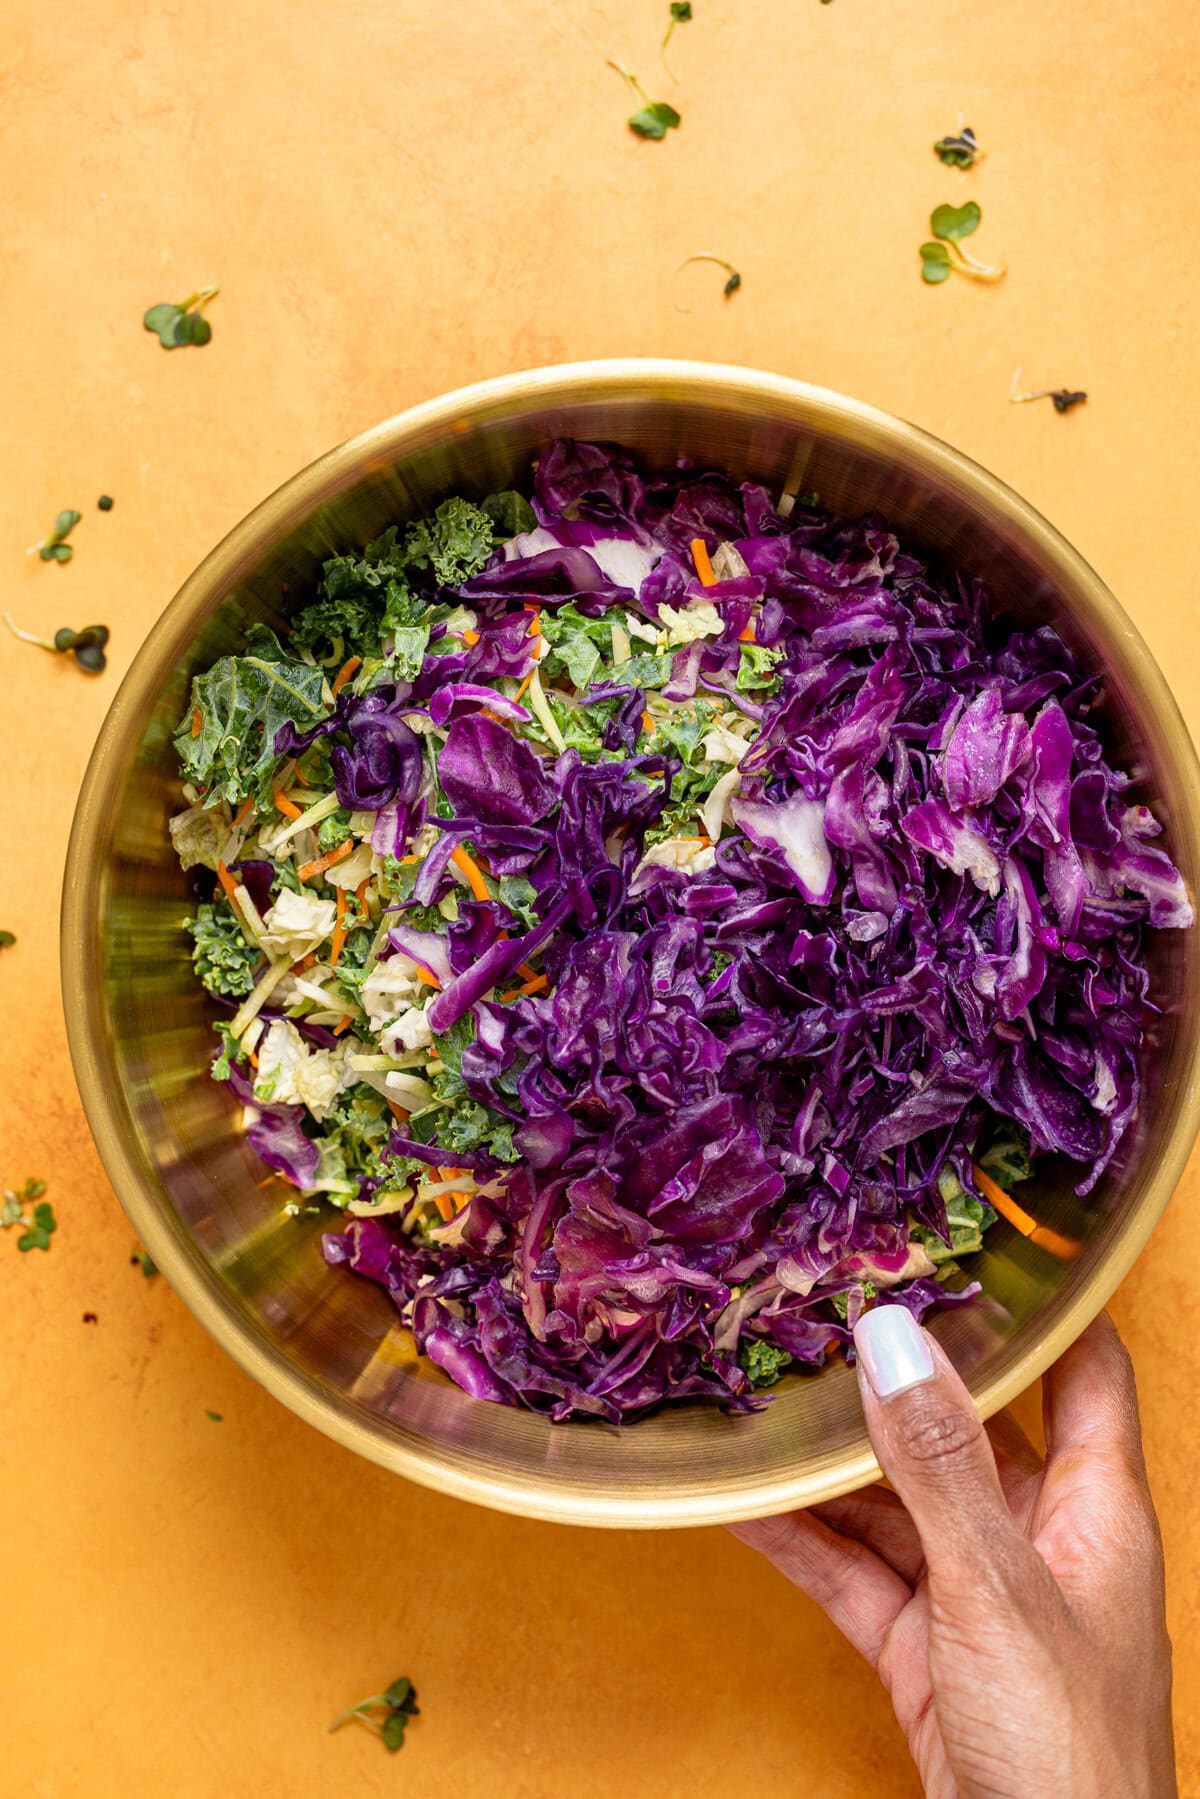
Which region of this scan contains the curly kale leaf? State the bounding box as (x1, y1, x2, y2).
(174, 625, 328, 805)
(185, 903, 258, 998)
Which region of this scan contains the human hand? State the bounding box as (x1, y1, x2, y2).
(729, 1310, 1175, 1798)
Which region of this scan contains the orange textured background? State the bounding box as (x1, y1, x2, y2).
(3, 2, 1200, 1794)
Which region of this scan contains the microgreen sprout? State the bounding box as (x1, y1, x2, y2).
(98, 494, 114, 511)
(143, 286, 219, 349)
(919, 202, 1005, 284)
(661, 1, 692, 80)
(674, 254, 743, 312)
(933, 124, 985, 170)
(329, 1677, 420, 1753)
(131, 1247, 158, 1278)
(4, 614, 109, 673)
(29, 509, 81, 563)
(0, 931, 14, 949)
(2, 1179, 55, 1252)
(1009, 368, 1088, 414)
(607, 60, 681, 138)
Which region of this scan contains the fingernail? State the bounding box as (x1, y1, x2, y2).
(853, 1306, 936, 1399)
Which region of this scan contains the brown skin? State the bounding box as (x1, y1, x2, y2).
(730, 1314, 1176, 1798)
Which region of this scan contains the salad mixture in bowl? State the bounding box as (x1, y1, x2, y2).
(170, 438, 1192, 1423)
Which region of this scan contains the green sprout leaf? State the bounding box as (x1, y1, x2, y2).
(1010, 370, 1088, 415)
(143, 286, 219, 350)
(933, 126, 983, 170)
(3, 1180, 54, 1251)
(32, 508, 81, 562)
(131, 1247, 158, 1278)
(0, 930, 15, 949)
(608, 61, 681, 138)
(674, 253, 742, 311)
(4, 613, 109, 672)
(931, 202, 981, 243)
(630, 100, 681, 138)
(330, 1676, 420, 1754)
(205, 1409, 223, 1422)
(17, 1201, 56, 1252)
(921, 204, 1004, 283)
(661, 3, 692, 78)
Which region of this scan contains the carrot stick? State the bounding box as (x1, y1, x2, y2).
(414, 965, 442, 989)
(451, 845, 491, 903)
(738, 620, 757, 643)
(462, 628, 481, 646)
(641, 709, 655, 733)
(273, 787, 303, 820)
(331, 655, 363, 698)
(512, 668, 537, 704)
(191, 706, 203, 737)
(297, 839, 353, 883)
(972, 1164, 1079, 1261)
(293, 950, 317, 973)
(433, 1192, 456, 1222)
(516, 962, 539, 981)
(691, 537, 717, 587)
(216, 860, 239, 904)
(332, 1013, 356, 1036)
(330, 886, 349, 966)
(386, 1100, 410, 1125)
(517, 972, 549, 995)
(231, 795, 255, 828)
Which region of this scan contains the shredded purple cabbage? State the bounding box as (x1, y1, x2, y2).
(193, 439, 1193, 1423)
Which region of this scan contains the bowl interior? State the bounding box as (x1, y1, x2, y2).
(64, 362, 1200, 1525)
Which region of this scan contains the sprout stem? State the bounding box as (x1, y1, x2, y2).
(674, 254, 741, 313)
(3, 612, 56, 651)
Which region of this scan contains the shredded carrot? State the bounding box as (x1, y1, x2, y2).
(386, 1100, 410, 1125)
(437, 1166, 469, 1182)
(231, 796, 255, 828)
(673, 835, 711, 846)
(972, 1164, 1079, 1260)
(191, 706, 203, 737)
(355, 878, 370, 903)
(462, 628, 481, 646)
(451, 845, 491, 903)
(691, 537, 717, 588)
(738, 620, 757, 643)
(216, 860, 239, 904)
(330, 886, 349, 967)
(332, 1013, 356, 1036)
(415, 965, 442, 989)
(273, 787, 303, 820)
(516, 962, 539, 982)
(433, 1192, 456, 1222)
(513, 667, 537, 704)
(400, 854, 421, 866)
(500, 972, 550, 1002)
(641, 710, 655, 733)
(293, 950, 317, 973)
(297, 838, 353, 882)
(331, 655, 363, 697)
(247, 1049, 260, 1069)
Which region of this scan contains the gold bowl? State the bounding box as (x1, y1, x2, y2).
(62, 360, 1200, 1527)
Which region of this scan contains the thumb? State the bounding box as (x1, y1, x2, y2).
(852, 1305, 1019, 1582)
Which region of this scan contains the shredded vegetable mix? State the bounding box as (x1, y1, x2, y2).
(170, 440, 1192, 1422)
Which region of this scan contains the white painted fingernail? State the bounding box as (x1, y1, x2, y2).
(854, 1306, 936, 1398)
